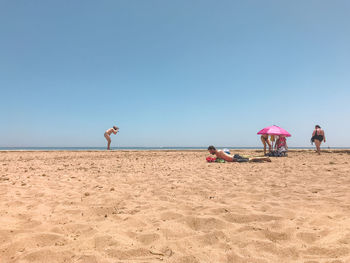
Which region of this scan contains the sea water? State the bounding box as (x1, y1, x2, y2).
(0, 146, 347, 151)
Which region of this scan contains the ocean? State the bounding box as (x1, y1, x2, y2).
(0, 146, 347, 151)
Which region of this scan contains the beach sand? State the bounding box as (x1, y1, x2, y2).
(0, 150, 349, 263)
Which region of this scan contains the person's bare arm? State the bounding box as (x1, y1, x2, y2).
(112, 129, 119, 135)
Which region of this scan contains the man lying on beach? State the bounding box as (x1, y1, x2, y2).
(207, 146, 271, 162)
(104, 126, 119, 150)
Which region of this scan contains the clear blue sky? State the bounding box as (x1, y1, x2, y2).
(1, 1, 349, 147)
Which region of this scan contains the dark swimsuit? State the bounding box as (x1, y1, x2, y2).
(261, 135, 269, 142)
(312, 130, 323, 142)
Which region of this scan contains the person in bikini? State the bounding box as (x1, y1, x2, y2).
(207, 146, 271, 162)
(260, 134, 272, 155)
(104, 126, 119, 150)
(311, 125, 326, 155)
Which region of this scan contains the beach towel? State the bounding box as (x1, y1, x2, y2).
(206, 156, 216, 163)
(206, 157, 226, 163)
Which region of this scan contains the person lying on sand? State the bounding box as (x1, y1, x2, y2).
(207, 146, 271, 162)
(104, 126, 119, 150)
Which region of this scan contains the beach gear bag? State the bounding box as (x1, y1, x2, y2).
(268, 149, 287, 157)
(223, 148, 231, 155)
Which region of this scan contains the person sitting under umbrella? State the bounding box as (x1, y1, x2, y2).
(275, 136, 288, 156)
(257, 125, 291, 156)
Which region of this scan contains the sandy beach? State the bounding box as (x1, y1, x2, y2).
(0, 150, 349, 263)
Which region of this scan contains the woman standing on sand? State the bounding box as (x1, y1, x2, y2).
(311, 125, 326, 155)
(104, 126, 119, 150)
(260, 134, 272, 155)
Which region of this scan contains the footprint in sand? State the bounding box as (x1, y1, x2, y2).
(75, 255, 99, 263)
(160, 211, 184, 221)
(105, 248, 152, 260)
(93, 235, 119, 250)
(170, 255, 200, 263)
(31, 233, 67, 247)
(136, 233, 160, 245)
(19, 249, 74, 263)
(296, 232, 320, 243)
(182, 216, 226, 232)
(302, 246, 349, 258)
(197, 230, 228, 246)
(226, 251, 268, 263)
(222, 213, 281, 224)
(261, 229, 290, 242)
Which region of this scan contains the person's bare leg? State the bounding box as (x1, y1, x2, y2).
(105, 134, 111, 150)
(318, 140, 322, 154)
(315, 140, 321, 155)
(261, 137, 267, 155)
(267, 141, 272, 153)
(249, 157, 271, 162)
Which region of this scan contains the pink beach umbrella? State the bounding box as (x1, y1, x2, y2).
(257, 125, 291, 137)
